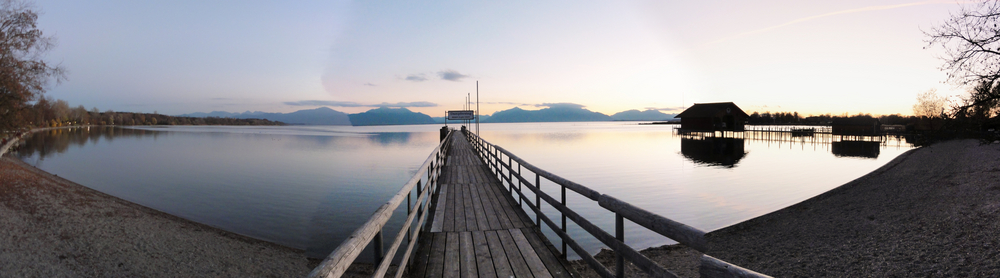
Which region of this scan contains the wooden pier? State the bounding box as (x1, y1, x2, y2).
(409, 133, 571, 277)
(308, 129, 770, 278)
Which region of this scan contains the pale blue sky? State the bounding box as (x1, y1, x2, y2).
(37, 0, 964, 117)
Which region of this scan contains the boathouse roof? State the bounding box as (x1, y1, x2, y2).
(674, 102, 750, 118)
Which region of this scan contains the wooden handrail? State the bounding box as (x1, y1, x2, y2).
(467, 132, 768, 278)
(700, 255, 772, 278)
(496, 157, 678, 278)
(486, 142, 601, 200)
(307, 129, 454, 278)
(598, 195, 707, 253)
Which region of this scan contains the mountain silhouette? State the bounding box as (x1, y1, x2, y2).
(180, 107, 351, 125)
(483, 105, 611, 123)
(347, 107, 436, 126)
(610, 109, 676, 121)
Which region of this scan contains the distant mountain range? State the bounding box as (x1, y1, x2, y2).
(484, 105, 611, 123)
(180, 107, 351, 125)
(180, 105, 676, 126)
(610, 109, 676, 121)
(348, 107, 436, 126)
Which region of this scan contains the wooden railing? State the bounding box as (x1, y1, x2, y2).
(467, 131, 770, 278)
(307, 129, 454, 278)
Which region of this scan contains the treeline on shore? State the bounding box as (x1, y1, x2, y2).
(6, 97, 283, 133)
(747, 111, 917, 126)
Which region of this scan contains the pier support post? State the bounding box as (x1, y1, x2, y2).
(536, 174, 541, 226)
(616, 213, 625, 278)
(561, 185, 567, 259)
(374, 230, 384, 265)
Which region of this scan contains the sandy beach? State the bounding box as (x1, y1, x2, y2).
(0, 155, 315, 277)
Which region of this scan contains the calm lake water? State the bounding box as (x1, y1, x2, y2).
(15, 123, 913, 259)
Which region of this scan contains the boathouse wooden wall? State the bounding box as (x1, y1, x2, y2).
(675, 102, 749, 132)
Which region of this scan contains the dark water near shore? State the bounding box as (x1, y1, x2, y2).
(15, 123, 913, 259)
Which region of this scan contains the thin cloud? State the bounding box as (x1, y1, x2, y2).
(536, 103, 586, 109)
(373, 101, 438, 108)
(363, 82, 376, 86)
(284, 100, 438, 108)
(708, 1, 950, 45)
(284, 100, 365, 107)
(645, 106, 686, 112)
(487, 101, 534, 106)
(438, 70, 469, 81)
(405, 74, 428, 82)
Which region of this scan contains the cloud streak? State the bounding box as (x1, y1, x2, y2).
(645, 106, 686, 112)
(708, 1, 949, 45)
(536, 103, 586, 109)
(284, 100, 438, 108)
(486, 101, 534, 106)
(438, 70, 469, 81)
(404, 74, 428, 82)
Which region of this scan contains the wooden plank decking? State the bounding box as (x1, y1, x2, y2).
(411, 132, 572, 278)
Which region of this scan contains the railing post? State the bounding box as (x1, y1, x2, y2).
(535, 173, 541, 226)
(616, 213, 625, 278)
(374, 230, 384, 265)
(407, 189, 412, 244)
(517, 164, 522, 206)
(508, 156, 513, 193)
(561, 185, 567, 259)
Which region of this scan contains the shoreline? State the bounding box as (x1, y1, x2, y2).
(570, 139, 999, 277)
(0, 154, 316, 277)
(7, 128, 998, 276)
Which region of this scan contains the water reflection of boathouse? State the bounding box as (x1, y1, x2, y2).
(671, 103, 911, 163)
(680, 137, 747, 167)
(831, 140, 881, 158)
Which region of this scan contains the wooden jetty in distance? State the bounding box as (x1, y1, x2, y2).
(308, 129, 770, 278)
(676, 124, 911, 150)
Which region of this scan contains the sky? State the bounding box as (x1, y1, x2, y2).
(35, 0, 971, 117)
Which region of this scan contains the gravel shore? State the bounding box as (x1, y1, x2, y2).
(0, 155, 315, 277)
(573, 139, 1000, 277)
(705, 139, 1000, 277)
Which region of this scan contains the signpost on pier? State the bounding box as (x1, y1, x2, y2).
(447, 110, 475, 131)
(447, 110, 475, 121)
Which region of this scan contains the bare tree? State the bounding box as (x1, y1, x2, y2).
(926, 1, 1000, 118)
(913, 89, 947, 118)
(0, 0, 65, 131)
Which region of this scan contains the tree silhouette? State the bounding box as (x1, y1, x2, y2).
(913, 89, 947, 118)
(925, 1, 1000, 118)
(0, 0, 65, 131)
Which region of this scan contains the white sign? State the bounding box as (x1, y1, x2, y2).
(447, 110, 475, 120)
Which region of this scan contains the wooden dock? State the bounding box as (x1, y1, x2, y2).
(308, 128, 770, 278)
(410, 132, 572, 278)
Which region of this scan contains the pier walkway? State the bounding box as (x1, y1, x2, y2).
(410, 132, 572, 278)
(308, 129, 769, 278)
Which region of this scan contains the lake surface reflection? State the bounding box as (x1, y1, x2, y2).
(16, 123, 914, 259)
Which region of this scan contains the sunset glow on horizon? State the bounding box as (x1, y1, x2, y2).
(38, 0, 967, 117)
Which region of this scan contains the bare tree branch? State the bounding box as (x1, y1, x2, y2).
(926, 0, 1000, 119)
